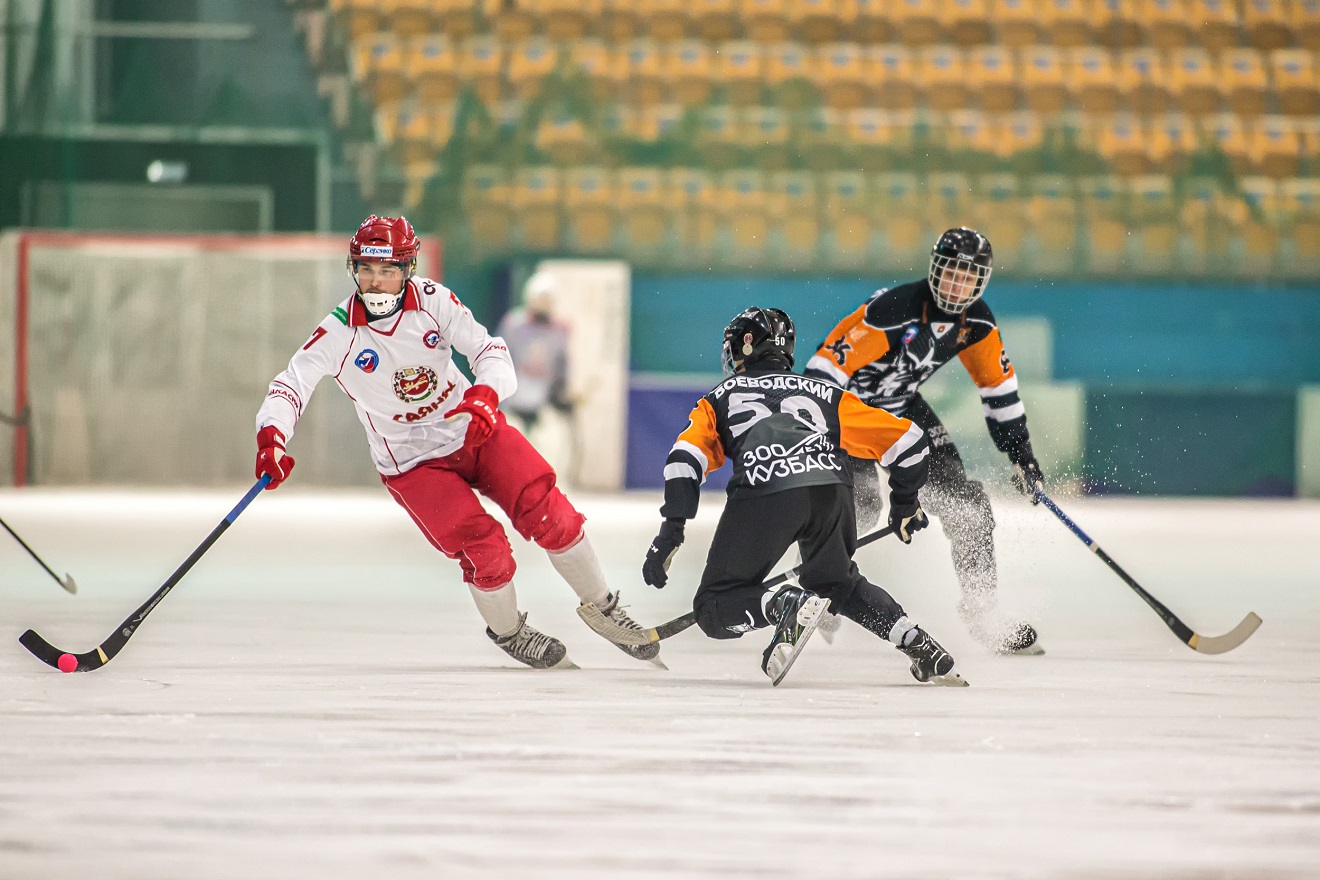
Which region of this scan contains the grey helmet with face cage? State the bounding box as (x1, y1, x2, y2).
(928, 227, 993, 314)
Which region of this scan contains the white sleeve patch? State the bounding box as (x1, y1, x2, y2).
(983, 401, 1027, 422)
(664, 462, 701, 483)
(978, 375, 1019, 398)
(879, 422, 924, 467)
(673, 440, 709, 475)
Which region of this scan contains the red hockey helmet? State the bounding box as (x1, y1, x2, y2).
(347, 214, 419, 272)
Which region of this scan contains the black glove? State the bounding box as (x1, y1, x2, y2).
(888, 498, 929, 545)
(642, 519, 685, 588)
(1010, 456, 1045, 504)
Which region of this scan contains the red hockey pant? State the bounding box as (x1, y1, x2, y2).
(382, 414, 585, 590)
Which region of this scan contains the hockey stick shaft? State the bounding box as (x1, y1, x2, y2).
(1, 514, 76, 593)
(19, 475, 271, 672)
(1034, 489, 1261, 654)
(579, 524, 897, 646)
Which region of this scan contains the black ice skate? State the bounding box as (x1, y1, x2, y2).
(589, 593, 666, 669)
(958, 597, 1044, 656)
(487, 613, 576, 669)
(761, 586, 831, 687)
(898, 628, 968, 687)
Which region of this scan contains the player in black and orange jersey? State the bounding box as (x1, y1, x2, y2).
(804, 228, 1043, 655)
(641, 307, 966, 687)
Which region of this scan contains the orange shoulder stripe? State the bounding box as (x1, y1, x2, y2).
(837, 392, 917, 460)
(812, 304, 892, 379)
(958, 327, 1016, 390)
(675, 397, 726, 474)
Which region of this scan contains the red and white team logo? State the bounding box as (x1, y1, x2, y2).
(393, 365, 439, 403)
(423, 330, 440, 349)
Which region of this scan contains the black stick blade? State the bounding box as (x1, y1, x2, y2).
(19, 629, 109, 673)
(1188, 612, 1263, 655)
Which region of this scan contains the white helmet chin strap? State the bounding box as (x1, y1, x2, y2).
(360, 288, 403, 316)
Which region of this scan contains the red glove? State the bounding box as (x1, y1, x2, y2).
(444, 385, 499, 449)
(255, 425, 296, 489)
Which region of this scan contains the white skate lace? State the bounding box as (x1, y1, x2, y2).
(500, 615, 556, 661)
(602, 594, 644, 632)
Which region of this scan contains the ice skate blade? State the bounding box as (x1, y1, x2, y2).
(646, 656, 669, 671)
(766, 596, 831, 687)
(550, 655, 579, 670)
(928, 673, 969, 687)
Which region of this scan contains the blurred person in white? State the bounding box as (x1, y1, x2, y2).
(253, 216, 660, 669)
(497, 272, 574, 433)
(805, 228, 1043, 656)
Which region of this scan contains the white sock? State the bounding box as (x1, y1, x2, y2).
(469, 582, 522, 637)
(888, 615, 918, 646)
(547, 532, 611, 606)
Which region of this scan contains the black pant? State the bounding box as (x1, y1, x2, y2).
(853, 393, 997, 600)
(693, 483, 908, 644)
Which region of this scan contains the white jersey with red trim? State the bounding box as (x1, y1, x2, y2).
(256, 276, 517, 476)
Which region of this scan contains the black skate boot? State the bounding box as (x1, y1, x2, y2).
(958, 596, 1043, 656)
(898, 628, 968, 687)
(761, 586, 831, 686)
(487, 613, 576, 669)
(590, 593, 666, 669)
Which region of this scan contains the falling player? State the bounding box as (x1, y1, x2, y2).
(253, 215, 658, 669)
(640, 307, 966, 687)
(804, 227, 1043, 654)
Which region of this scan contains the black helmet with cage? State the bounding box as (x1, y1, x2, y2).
(722, 307, 796, 374)
(928, 227, 993, 314)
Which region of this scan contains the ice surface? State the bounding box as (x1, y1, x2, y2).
(2, 487, 1318, 879)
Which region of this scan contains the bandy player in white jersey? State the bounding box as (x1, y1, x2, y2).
(254, 215, 660, 669)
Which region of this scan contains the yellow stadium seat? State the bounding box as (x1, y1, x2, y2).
(407, 36, 459, 105)
(821, 171, 872, 265)
(1178, 177, 1228, 276)
(563, 168, 617, 252)
(1220, 49, 1270, 117)
(968, 46, 1019, 113)
(1020, 47, 1068, 115)
(665, 40, 714, 105)
(463, 165, 515, 251)
(541, 0, 602, 40)
(330, 0, 380, 43)
(1271, 50, 1320, 116)
(1166, 48, 1220, 116)
(1118, 48, 1172, 114)
(637, 0, 690, 41)
(568, 40, 620, 101)
(891, 0, 944, 47)
(605, 0, 643, 41)
(1067, 47, 1120, 114)
(669, 168, 721, 257)
(865, 44, 921, 110)
(1127, 174, 1179, 274)
(1297, 116, 1320, 168)
(695, 106, 744, 170)
(788, 0, 844, 44)
(813, 43, 872, 111)
(534, 112, 596, 165)
(1144, 0, 1197, 49)
(766, 42, 818, 108)
(1090, 114, 1150, 175)
(373, 103, 405, 152)
(402, 158, 438, 210)
(1145, 113, 1198, 173)
(927, 172, 976, 230)
(1077, 175, 1129, 273)
(744, 106, 793, 168)
(993, 0, 1041, 49)
(991, 111, 1045, 166)
(1232, 176, 1282, 275)
(508, 39, 560, 101)
(1089, 0, 1136, 49)
(797, 108, 850, 169)
(381, 0, 437, 38)
(621, 103, 686, 146)
(1249, 115, 1302, 178)
(620, 39, 668, 106)
(1241, 0, 1294, 51)
(871, 172, 931, 255)
(847, 108, 917, 167)
(822, 169, 869, 216)
(741, 0, 792, 43)
(1039, 0, 1096, 47)
(694, 0, 740, 41)
(715, 41, 766, 105)
(1203, 113, 1251, 174)
(1188, 0, 1241, 52)
(458, 36, 503, 106)
(972, 174, 1028, 266)
(919, 46, 970, 112)
(353, 33, 408, 106)
(768, 171, 821, 264)
(1024, 174, 1079, 270)
(720, 169, 770, 258)
(615, 167, 671, 252)
(1281, 177, 1320, 274)
(838, 0, 895, 44)
(1293, 0, 1320, 51)
(945, 110, 998, 165)
(513, 167, 563, 250)
(482, 0, 540, 42)
(942, 0, 992, 47)
(393, 106, 436, 167)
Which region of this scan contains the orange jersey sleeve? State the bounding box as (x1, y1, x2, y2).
(673, 397, 726, 476)
(807, 304, 893, 386)
(957, 327, 1015, 391)
(837, 392, 925, 465)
